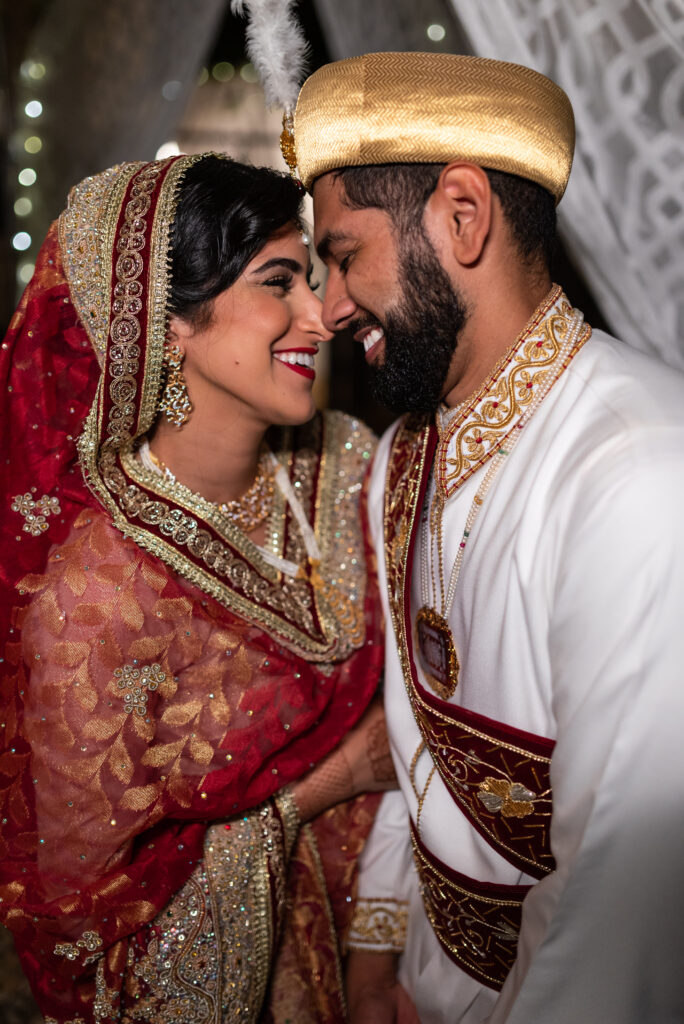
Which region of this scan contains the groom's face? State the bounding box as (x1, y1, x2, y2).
(313, 173, 467, 414)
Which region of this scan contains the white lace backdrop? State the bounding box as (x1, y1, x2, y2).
(448, 0, 684, 369)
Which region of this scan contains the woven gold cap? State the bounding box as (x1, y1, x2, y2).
(294, 52, 574, 203)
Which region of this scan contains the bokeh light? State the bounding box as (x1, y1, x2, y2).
(161, 80, 182, 101)
(14, 197, 33, 217)
(20, 60, 46, 81)
(24, 136, 42, 154)
(12, 232, 32, 252)
(240, 63, 258, 83)
(25, 100, 43, 118)
(427, 23, 446, 41)
(155, 141, 181, 159)
(212, 61, 235, 82)
(18, 168, 37, 187)
(17, 262, 35, 285)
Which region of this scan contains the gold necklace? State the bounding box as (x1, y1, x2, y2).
(146, 445, 275, 533)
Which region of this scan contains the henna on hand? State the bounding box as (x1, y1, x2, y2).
(290, 745, 353, 822)
(366, 718, 397, 784)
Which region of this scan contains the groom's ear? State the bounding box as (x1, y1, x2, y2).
(423, 162, 492, 268)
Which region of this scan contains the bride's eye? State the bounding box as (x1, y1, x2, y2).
(263, 274, 294, 292)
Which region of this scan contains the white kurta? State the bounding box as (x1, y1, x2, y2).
(357, 324, 684, 1023)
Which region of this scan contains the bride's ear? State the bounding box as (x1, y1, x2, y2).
(166, 314, 192, 352)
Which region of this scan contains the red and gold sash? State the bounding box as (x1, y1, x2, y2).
(384, 415, 555, 877)
(411, 823, 529, 991)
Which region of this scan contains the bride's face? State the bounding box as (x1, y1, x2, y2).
(169, 226, 331, 430)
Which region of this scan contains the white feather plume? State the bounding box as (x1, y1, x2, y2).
(230, 0, 309, 112)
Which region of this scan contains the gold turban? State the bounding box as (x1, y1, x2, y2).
(294, 52, 575, 203)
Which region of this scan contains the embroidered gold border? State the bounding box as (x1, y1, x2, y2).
(302, 823, 346, 1010)
(436, 286, 591, 497)
(347, 898, 409, 953)
(411, 828, 525, 991)
(59, 162, 142, 365)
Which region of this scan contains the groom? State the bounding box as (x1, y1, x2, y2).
(295, 52, 684, 1024)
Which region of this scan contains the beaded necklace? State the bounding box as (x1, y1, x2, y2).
(138, 440, 321, 578)
(142, 443, 275, 534)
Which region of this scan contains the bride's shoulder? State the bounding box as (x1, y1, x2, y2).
(320, 408, 377, 459)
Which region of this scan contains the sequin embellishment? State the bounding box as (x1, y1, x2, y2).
(11, 492, 61, 536)
(477, 778, 537, 818)
(54, 929, 102, 963)
(114, 662, 166, 716)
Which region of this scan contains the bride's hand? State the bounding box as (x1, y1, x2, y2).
(291, 699, 397, 822)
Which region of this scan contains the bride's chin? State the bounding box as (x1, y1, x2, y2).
(266, 397, 316, 429)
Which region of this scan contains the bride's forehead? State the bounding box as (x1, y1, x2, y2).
(246, 229, 309, 267)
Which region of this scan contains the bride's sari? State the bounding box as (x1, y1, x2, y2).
(0, 156, 383, 1023)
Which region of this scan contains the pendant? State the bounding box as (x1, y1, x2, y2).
(415, 605, 460, 700)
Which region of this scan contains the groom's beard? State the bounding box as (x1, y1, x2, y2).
(368, 231, 469, 414)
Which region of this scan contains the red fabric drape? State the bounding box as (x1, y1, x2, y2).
(0, 165, 383, 1022)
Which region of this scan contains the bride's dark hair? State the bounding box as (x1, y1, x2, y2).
(169, 155, 304, 328)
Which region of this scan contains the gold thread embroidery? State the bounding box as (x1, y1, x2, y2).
(93, 956, 118, 1023)
(347, 899, 409, 952)
(114, 662, 166, 717)
(11, 491, 62, 536)
(54, 929, 102, 962)
(274, 785, 301, 859)
(411, 830, 523, 990)
(124, 803, 286, 1023)
(59, 162, 138, 364)
(126, 870, 219, 1022)
(301, 822, 347, 1008)
(436, 286, 591, 497)
(113, 412, 372, 661)
(477, 777, 537, 818)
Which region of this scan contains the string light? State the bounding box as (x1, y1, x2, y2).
(13, 57, 47, 298)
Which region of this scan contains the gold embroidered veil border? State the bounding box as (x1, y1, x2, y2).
(58, 156, 371, 661)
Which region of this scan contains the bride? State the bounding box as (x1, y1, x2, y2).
(0, 154, 390, 1023)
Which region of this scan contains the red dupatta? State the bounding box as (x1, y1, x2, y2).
(0, 157, 382, 1021)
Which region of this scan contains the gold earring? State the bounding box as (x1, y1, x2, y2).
(159, 344, 193, 427)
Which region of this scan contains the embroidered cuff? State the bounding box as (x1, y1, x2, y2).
(347, 898, 408, 953)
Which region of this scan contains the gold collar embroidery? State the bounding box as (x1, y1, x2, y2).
(436, 286, 591, 499)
